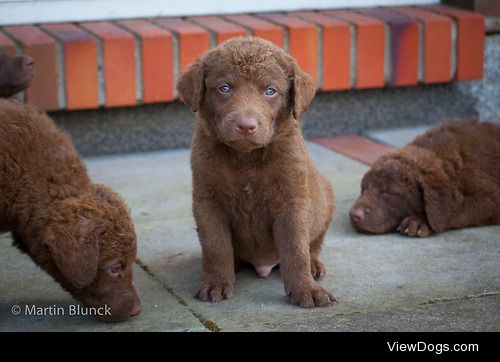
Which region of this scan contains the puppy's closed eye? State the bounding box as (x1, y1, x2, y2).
(381, 190, 397, 196)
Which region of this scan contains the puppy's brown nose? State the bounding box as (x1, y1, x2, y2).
(349, 207, 365, 223)
(23, 56, 34, 69)
(235, 118, 257, 135)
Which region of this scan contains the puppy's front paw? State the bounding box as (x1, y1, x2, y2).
(287, 283, 336, 308)
(397, 215, 432, 237)
(196, 280, 234, 303)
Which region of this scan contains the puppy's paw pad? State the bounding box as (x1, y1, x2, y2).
(196, 281, 234, 303)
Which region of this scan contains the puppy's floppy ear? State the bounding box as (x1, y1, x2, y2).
(44, 211, 99, 290)
(416, 168, 464, 233)
(290, 58, 316, 120)
(177, 57, 205, 112)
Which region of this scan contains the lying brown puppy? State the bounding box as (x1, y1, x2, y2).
(350, 120, 500, 237)
(178, 37, 335, 308)
(0, 99, 141, 321)
(0, 50, 34, 97)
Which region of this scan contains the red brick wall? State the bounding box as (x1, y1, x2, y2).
(0, 5, 485, 111)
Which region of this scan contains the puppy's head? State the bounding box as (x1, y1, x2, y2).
(42, 184, 141, 322)
(0, 51, 34, 98)
(177, 37, 316, 152)
(349, 147, 464, 234)
(349, 155, 425, 234)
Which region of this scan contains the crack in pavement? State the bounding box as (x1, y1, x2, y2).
(134, 255, 497, 331)
(134, 258, 221, 332)
(334, 292, 500, 318)
(418, 291, 500, 306)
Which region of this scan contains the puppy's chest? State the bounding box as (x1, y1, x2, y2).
(228, 181, 275, 243)
(217, 172, 276, 218)
(232, 178, 272, 209)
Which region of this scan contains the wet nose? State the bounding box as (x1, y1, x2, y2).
(130, 304, 142, 317)
(235, 118, 257, 135)
(349, 207, 365, 223)
(23, 56, 34, 68)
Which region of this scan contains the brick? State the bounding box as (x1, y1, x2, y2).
(357, 8, 419, 87)
(153, 18, 210, 73)
(390, 7, 452, 84)
(426, 5, 484, 80)
(260, 14, 318, 83)
(223, 14, 284, 47)
(323, 10, 385, 89)
(0, 31, 17, 54)
(476, 0, 500, 17)
(42, 23, 98, 110)
(3, 25, 59, 110)
(80, 22, 136, 107)
(118, 20, 174, 103)
(293, 11, 351, 91)
(314, 135, 394, 165)
(188, 16, 247, 45)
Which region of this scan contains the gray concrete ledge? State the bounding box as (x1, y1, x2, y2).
(51, 82, 478, 157)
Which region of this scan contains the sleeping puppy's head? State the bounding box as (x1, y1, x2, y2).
(0, 50, 34, 97)
(40, 184, 141, 322)
(349, 146, 463, 235)
(177, 37, 316, 152)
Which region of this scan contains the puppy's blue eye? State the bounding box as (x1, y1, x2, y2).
(219, 85, 231, 93)
(265, 87, 277, 96)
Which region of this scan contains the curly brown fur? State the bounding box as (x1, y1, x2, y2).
(0, 50, 34, 97)
(0, 99, 141, 321)
(350, 120, 500, 237)
(177, 37, 335, 308)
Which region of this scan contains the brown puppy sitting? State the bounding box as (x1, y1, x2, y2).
(350, 120, 500, 237)
(177, 37, 335, 308)
(0, 50, 34, 97)
(0, 99, 141, 321)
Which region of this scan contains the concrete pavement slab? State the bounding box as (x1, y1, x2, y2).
(364, 125, 432, 148)
(0, 232, 207, 332)
(82, 143, 500, 331)
(275, 294, 500, 332)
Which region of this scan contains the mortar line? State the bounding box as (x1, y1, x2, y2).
(171, 30, 180, 98)
(134, 257, 221, 332)
(450, 19, 457, 80)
